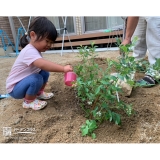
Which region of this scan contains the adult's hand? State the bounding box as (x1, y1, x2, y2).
(121, 38, 131, 45)
(122, 17, 139, 46)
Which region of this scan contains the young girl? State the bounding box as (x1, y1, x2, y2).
(6, 17, 73, 110)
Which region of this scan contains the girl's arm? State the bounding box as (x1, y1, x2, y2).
(32, 58, 73, 72)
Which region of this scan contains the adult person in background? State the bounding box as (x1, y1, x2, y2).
(122, 16, 160, 86)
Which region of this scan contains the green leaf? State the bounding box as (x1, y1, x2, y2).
(82, 127, 89, 136)
(115, 37, 122, 46)
(85, 87, 89, 93)
(100, 80, 110, 85)
(108, 110, 113, 121)
(102, 103, 108, 109)
(95, 85, 101, 94)
(127, 80, 134, 86)
(86, 120, 90, 125)
(81, 125, 89, 136)
(91, 133, 96, 139)
(120, 45, 128, 53)
(88, 120, 97, 131)
(117, 74, 125, 81)
(92, 107, 98, 118)
(87, 81, 92, 85)
(153, 58, 160, 70)
(110, 75, 117, 81)
(114, 113, 121, 125)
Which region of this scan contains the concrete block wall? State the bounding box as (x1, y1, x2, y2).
(0, 16, 30, 47)
(0, 17, 14, 46)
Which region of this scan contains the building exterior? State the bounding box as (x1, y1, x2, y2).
(0, 16, 124, 50)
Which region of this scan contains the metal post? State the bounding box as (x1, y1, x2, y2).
(56, 17, 74, 56)
(8, 17, 16, 46)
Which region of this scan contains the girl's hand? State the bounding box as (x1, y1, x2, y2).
(64, 65, 73, 73)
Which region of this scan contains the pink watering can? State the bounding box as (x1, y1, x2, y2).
(64, 71, 77, 86)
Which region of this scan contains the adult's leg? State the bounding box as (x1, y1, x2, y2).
(132, 17, 147, 61)
(144, 17, 160, 80)
(136, 17, 160, 86)
(146, 16, 160, 65)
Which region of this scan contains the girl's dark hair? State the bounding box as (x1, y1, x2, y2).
(20, 17, 58, 48)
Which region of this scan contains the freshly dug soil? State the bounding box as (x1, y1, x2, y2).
(1, 51, 160, 143)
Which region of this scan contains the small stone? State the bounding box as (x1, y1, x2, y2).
(13, 118, 22, 125)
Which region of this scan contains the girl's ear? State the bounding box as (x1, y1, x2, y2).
(30, 31, 36, 40)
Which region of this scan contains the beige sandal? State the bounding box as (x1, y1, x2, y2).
(23, 99, 47, 110)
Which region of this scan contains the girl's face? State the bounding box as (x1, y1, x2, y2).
(36, 38, 54, 52)
(29, 31, 54, 52)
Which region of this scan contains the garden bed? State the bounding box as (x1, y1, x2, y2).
(0, 51, 160, 143)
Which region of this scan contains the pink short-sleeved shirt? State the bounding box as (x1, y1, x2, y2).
(6, 44, 42, 93)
